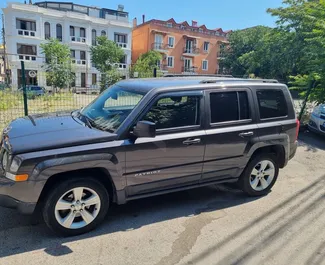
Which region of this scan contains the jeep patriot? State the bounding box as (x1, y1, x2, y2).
(0, 77, 299, 236)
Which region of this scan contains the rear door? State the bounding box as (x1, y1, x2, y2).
(202, 87, 259, 182)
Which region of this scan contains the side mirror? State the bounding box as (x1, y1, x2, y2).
(133, 121, 156, 138)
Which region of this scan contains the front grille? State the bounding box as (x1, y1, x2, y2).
(320, 114, 325, 120)
(320, 125, 325, 132)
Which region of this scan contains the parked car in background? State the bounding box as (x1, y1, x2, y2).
(0, 82, 6, 90)
(18, 85, 46, 98)
(0, 77, 299, 236)
(308, 104, 325, 135)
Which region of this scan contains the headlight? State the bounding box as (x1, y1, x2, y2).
(1, 151, 8, 171)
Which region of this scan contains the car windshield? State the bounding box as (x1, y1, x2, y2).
(80, 85, 145, 132)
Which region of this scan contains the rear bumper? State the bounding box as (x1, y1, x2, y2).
(0, 176, 37, 215)
(289, 141, 298, 160)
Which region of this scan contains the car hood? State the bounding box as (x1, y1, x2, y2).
(3, 112, 117, 154)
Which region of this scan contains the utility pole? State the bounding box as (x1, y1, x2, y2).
(1, 14, 8, 85)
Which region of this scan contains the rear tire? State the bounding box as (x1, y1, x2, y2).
(43, 177, 109, 237)
(238, 154, 279, 196)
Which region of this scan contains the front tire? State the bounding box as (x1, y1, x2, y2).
(43, 178, 109, 237)
(238, 154, 279, 196)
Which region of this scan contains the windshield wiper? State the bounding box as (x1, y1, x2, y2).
(77, 112, 93, 129)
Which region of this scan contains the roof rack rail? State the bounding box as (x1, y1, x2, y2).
(200, 78, 279, 84)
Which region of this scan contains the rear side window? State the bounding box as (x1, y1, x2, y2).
(210, 91, 250, 123)
(257, 90, 288, 119)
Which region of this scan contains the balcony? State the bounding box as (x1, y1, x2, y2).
(17, 29, 36, 37)
(116, 42, 128, 49)
(183, 47, 200, 56)
(157, 64, 168, 72)
(18, 54, 37, 61)
(217, 52, 226, 59)
(72, 59, 87, 65)
(152, 43, 169, 53)
(182, 66, 198, 74)
(70, 36, 86, 43)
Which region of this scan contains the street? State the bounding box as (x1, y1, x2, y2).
(0, 132, 325, 265)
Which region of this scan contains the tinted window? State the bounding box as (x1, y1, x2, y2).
(257, 90, 288, 119)
(143, 95, 200, 130)
(210, 91, 250, 123)
(31, 87, 42, 91)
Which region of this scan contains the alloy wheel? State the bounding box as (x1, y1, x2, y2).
(54, 187, 101, 229)
(249, 160, 276, 191)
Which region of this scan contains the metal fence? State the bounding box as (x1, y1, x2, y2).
(0, 63, 314, 133)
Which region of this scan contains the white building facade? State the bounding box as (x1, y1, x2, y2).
(2, 2, 132, 90)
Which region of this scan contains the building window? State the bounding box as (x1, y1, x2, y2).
(70, 50, 75, 58)
(70, 26, 75, 36)
(120, 54, 127, 64)
(166, 22, 173, 28)
(199, 28, 203, 33)
(17, 44, 37, 55)
(92, 73, 97, 85)
(101, 30, 106, 36)
(114, 33, 127, 43)
(44, 22, 51, 39)
(202, 60, 208, 71)
(167, 56, 174, 68)
(203, 42, 209, 52)
(81, 73, 86, 87)
(257, 90, 288, 119)
(80, 27, 86, 38)
(92, 29, 97, 45)
(16, 19, 36, 31)
(210, 92, 250, 123)
(168, 36, 175, 48)
(56, 24, 62, 41)
(80, 51, 86, 60)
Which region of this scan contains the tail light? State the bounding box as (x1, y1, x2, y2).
(296, 119, 300, 140)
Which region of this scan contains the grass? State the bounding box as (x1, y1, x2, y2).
(0, 91, 96, 133)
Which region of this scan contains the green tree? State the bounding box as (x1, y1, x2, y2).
(40, 38, 74, 92)
(268, 0, 325, 103)
(132, 50, 162, 77)
(90, 36, 124, 91)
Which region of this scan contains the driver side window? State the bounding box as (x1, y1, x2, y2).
(143, 95, 201, 130)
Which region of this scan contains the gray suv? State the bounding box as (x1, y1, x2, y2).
(0, 77, 299, 236)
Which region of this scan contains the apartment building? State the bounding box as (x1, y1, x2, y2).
(2, 1, 132, 90)
(132, 18, 231, 75)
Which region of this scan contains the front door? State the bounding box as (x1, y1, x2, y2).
(125, 91, 205, 196)
(202, 88, 259, 182)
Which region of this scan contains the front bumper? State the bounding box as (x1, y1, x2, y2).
(0, 175, 37, 214)
(308, 114, 325, 135)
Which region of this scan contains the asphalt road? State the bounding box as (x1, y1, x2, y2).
(0, 132, 325, 265)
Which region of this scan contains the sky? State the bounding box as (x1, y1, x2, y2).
(1, 0, 284, 39)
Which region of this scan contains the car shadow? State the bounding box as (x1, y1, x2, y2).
(298, 130, 325, 152)
(0, 184, 258, 258)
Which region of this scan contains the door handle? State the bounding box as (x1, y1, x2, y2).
(183, 138, 201, 145)
(239, 131, 254, 137)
